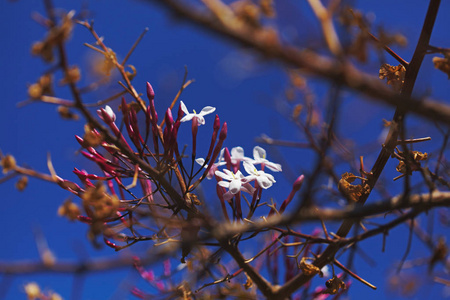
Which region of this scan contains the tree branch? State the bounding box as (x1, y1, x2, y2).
(144, 0, 450, 125)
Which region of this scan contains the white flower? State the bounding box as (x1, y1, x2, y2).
(230, 146, 246, 162)
(180, 101, 216, 125)
(215, 169, 255, 200)
(97, 105, 116, 122)
(243, 161, 276, 189)
(251, 146, 282, 172)
(196, 147, 245, 179)
(195, 158, 208, 168)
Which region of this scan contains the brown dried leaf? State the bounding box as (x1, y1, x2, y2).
(60, 65, 81, 85)
(259, 0, 275, 18)
(82, 124, 103, 148)
(91, 48, 117, 77)
(186, 193, 201, 205)
(288, 70, 306, 89)
(433, 55, 450, 79)
(232, 0, 261, 28)
(15, 176, 28, 191)
(395, 151, 428, 174)
(58, 199, 81, 221)
(411, 150, 428, 161)
(82, 182, 119, 219)
(379, 63, 406, 92)
(1, 155, 16, 174)
(125, 64, 137, 80)
(58, 106, 79, 120)
(30, 11, 74, 63)
(299, 257, 321, 276)
(338, 172, 370, 202)
(28, 83, 43, 99)
(292, 104, 303, 119)
(325, 276, 346, 295)
(39, 74, 53, 94)
(243, 272, 253, 289)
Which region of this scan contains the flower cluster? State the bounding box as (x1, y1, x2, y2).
(197, 145, 282, 219)
(63, 82, 228, 248)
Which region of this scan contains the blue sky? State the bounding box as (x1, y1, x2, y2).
(1, 0, 449, 299)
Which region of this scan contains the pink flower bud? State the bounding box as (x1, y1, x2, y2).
(131, 288, 146, 299)
(205, 115, 220, 161)
(140, 179, 154, 203)
(163, 259, 171, 277)
(176, 102, 184, 122)
(164, 108, 174, 127)
(293, 174, 304, 191)
(146, 82, 155, 101)
(98, 105, 116, 123)
(219, 122, 227, 140)
(73, 168, 95, 186)
(130, 108, 144, 144)
(104, 238, 118, 249)
(191, 116, 199, 156)
(166, 120, 180, 157)
(277, 174, 304, 214)
(213, 114, 220, 131)
(80, 151, 117, 174)
(223, 147, 232, 170)
(75, 135, 84, 145)
(78, 215, 92, 224)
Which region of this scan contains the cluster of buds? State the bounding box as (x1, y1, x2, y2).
(60, 82, 228, 248)
(31, 10, 75, 63)
(23, 282, 62, 300)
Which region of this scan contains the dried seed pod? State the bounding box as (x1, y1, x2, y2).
(338, 172, 370, 202)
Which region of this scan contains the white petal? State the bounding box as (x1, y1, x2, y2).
(266, 162, 282, 172)
(243, 161, 257, 175)
(180, 114, 194, 122)
(218, 181, 230, 188)
(218, 148, 225, 162)
(229, 179, 241, 194)
(243, 174, 256, 183)
(199, 106, 216, 116)
(104, 105, 116, 121)
(180, 101, 190, 115)
(231, 147, 245, 159)
(223, 169, 234, 177)
(262, 172, 275, 182)
(253, 146, 266, 161)
(195, 158, 207, 168)
(257, 176, 273, 189)
(215, 170, 231, 180)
